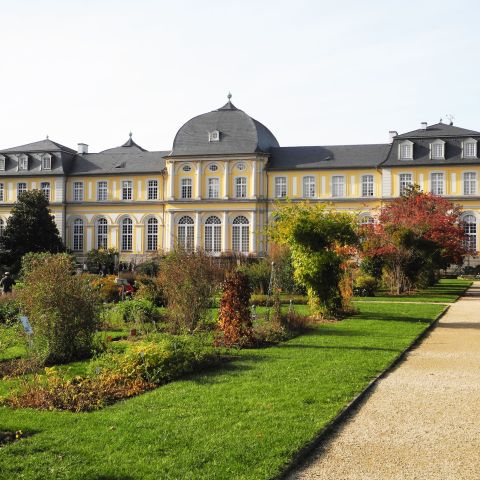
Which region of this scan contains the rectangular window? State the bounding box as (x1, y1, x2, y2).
(122, 180, 133, 200)
(400, 144, 412, 159)
(73, 181, 84, 201)
(465, 142, 477, 158)
(0, 157, 6, 171)
(19, 156, 28, 170)
(463, 172, 477, 195)
(361, 175, 374, 197)
(399, 173, 413, 196)
(97, 181, 108, 201)
(430, 173, 444, 195)
(181, 178, 192, 199)
(17, 182, 27, 197)
(275, 177, 287, 198)
(432, 144, 444, 159)
(331, 176, 345, 197)
(235, 177, 247, 198)
(147, 180, 158, 200)
(207, 178, 220, 199)
(0, 183, 4, 202)
(42, 155, 51, 170)
(41, 182, 50, 200)
(303, 176, 316, 198)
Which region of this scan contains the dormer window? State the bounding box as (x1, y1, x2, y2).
(399, 141, 413, 160)
(430, 139, 445, 160)
(208, 130, 220, 142)
(18, 154, 28, 171)
(0, 155, 5, 171)
(41, 153, 52, 170)
(462, 138, 477, 159)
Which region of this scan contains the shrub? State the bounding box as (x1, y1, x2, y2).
(134, 275, 165, 306)
(353, 274, 378, 297)
(217, 271, 253, 347)
(86, 248, 118, 274)
(103, 299, 158, 325)
(237, 260, 271, 294)
(0, 293, 21, 324)
(89, 275, 121, 303)
(157, 249, 221, 333)
(17, 253, 101, 365)
(249, 294, 308, 306)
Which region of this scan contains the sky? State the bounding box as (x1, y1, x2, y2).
(1, 0, 480, 152)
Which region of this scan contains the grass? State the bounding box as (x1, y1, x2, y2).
(0, 280, 462, 479)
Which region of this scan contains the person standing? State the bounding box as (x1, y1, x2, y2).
(0, 272, 15, 294)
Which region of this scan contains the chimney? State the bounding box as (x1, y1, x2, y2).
(77, 143, 88, 155)
(421, 122, 427, 130)
(388, 130, 398, 143)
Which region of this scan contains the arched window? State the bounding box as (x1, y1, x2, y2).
(95, 218, 108, 250)
(178, 216, 194, 251)
(121, 218, 133, 251)
(0, 219, 4, 237)
(146, 218, 158, 251)
(303, 176, 316, 198)
(463, 214, 477, 252)
(232, 216, 249, 253)
(73, 218, 84, 252)
(205, 216, 221, 253)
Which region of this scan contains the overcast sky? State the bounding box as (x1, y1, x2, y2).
(1, 0, 479, 152)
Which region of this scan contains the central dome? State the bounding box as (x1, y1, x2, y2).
(170, 98, 279, 156)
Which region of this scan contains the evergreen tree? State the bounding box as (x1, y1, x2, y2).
(0, 190, 64, 272)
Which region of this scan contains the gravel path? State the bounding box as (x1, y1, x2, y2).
(288, 282, 480, 480)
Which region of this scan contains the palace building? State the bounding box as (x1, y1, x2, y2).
(0, 96, 478, 265)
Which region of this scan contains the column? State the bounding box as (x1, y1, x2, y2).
(110, 225, 119, 249)
(137, 180, 143, 201)
(222, 211, 228, 252)
(168, 162, 175, 200)
(224, 161, 229, 199)
(252, 160, 257, 198)
(196, 162, 202, 199)
(86, 226, 93, 251)
(135, 224, 143, 253)
(168, 212, 175, 250)
(250, 210, 256, 254)
(195, 212, 201, 250)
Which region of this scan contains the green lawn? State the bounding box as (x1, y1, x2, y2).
(0, 287, 458, 479)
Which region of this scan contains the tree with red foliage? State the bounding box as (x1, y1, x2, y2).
(360, 186, 468, 294)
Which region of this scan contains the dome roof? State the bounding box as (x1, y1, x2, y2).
(171, 96, 279, 156)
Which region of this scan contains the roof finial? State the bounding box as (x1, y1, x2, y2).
(227, 92, 232, 101)
(46, 134, 49, 139)
(439, 118, 443, 124)
(129, 131, 133, 138)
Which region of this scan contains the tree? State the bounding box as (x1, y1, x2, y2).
(269, 202, 358, 318)
(0, 190, 64, 273)
(359, 186, 467, 294)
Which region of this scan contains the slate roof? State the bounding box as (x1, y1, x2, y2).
(0, 139, 77, 154)
(395, 123, 480, 139)
(170, 99, 279, 156)
(382, 123, 480, 167)
(267, 144, 391, 170)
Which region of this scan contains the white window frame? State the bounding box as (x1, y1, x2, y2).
(235, 176, 247, 198)
(359, 214, 375, 225)
(122, 180, 133, 201)
(0, 183, 4, 202)
(147, 179, 158, 200)
(205, 216, 221, 254)
(430, 172, 445, 195)
(361, 174, 374, 197)
(398, 141, 413, 160)
(302, 176, 316, 198)
(399, 173, 413, 196)
(177, 216, 194, 251)
(181, 178, 192, 199)
(96, 218, 108, 249)
(331, 175, 345, 198)
(146, 217, 158, 251)
(463, 172, 477, 196)
(275, 177, 287, 198)
(73, 181, 84, 201)
(97, 181, 108, 201)
(121, 217, 133, 251)
(40, 182, 50, 201)
(41, 153, 52, 170)
(18, 154, 28, 171)
(0, 155, 5, 171)
(72, 218, 84, 252)
(232, 216, 249, 254)
(207, 177, 220, 199)
(430, 140, 445, 160)
(462, 214, 477, 252)
(462, 138, 477, 159)
(17, 182, 27, 197)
